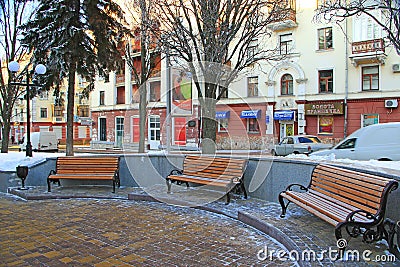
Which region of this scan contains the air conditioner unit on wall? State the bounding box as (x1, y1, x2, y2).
(392, 64, 400, 73)
(385, 99, 398, 108)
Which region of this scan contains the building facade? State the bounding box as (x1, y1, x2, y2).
(10, 75, 92, 145)
(88, 1, 400, 151)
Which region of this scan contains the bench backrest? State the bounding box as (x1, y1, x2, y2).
(182, 155, 247, 181)
(56, 157, 119, 175)
(310, 164, 398, 216)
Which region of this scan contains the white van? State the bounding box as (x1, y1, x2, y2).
(19, 132, 59, 152)
(312, 122, 400, 161)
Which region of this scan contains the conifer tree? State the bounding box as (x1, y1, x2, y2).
(21, 0, 127, 155)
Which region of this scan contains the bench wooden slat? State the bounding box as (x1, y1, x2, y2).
(313, 169, 387, 193)
(312, 177, 383, 205)
(286, 191, 370, 223)
(310, 184, 380, 215)
(313, 165, 391, 186)
(168, 174, 234, 187)
(49, 175, 115, 180)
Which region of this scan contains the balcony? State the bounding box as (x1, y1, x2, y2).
(267, 2, 297, 31)
(350, 38, 387, 66)
(77, 105, 90, 118)
(116, 73, 125, 84)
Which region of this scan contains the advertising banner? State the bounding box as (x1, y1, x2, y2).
(171, 68, 192, 116)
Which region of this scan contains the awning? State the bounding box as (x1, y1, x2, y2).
(215, 111, 230, 119)
(240, 110, 261, 119)
(274, 110, 295, 121)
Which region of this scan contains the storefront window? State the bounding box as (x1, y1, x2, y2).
(362, 114, 379, 127)
(248, 118, 259, 133)
(318, 116, 333, 134)
(218, 119, 228, 132)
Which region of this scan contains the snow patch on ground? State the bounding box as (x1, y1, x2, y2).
(286, 153, 400, 176)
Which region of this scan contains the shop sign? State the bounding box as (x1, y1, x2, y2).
(79, 118, 93, 126)
(240, 110, 261, 119)
(274, 110, 295, 121)
(215, 111, 230, 119)
(305, 103, 343, 115)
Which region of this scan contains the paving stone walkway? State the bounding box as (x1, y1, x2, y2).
(0, 192, 292, 267)
(3, 185, 400, 267)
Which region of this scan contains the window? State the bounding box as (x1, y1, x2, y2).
(337, 138, 356, 149)
(248, 118, 259, 133)
(78, 126, 86, 138)
(132, 84, 140, 103)
(281, 74, 293, 95)
(218, 84, 228, 99)
(78, 105, 89, 117)
(319, 70, 333, 93)
(38, 91, 49, 100)
(100, 91, 105, 105)
(149, 81, 161, 102)
(54, 106, 63, 117)
(40, 108, 47, 118)
(279, 34, 292, 55)
(362, 114, 379, 127)
(247, 77, 258, 97)
(318, 116, 333, 135)
(318, 27, 333, 50)
(117, 86, 125, 104)
(218, 119, 228, 132)
(99, 118, 107, 141)
(247, 39, 258, 60)
(362, 66, 379, 91)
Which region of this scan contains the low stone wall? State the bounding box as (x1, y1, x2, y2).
(1, 154, 399, 221)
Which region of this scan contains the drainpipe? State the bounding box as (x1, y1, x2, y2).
(166, 47, 172, 153)
(344, 18, 349, 138)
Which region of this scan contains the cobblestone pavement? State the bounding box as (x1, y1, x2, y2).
(0, 193, 293, 267)
(3, 185, 400, 267)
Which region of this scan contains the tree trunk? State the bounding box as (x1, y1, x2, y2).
(200, 94, 217, 155)
(66, 63, 76, 156)
(138, 83, 147, 153)
(138, 3, 148, 153)
(1, 118, 11, 153)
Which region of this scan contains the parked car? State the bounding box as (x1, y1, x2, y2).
(312, 122, 400, 161)
(19, 132, 59, 152)
(271, 135, 332, 156)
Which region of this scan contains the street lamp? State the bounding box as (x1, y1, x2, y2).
(8, 61, 46, 157)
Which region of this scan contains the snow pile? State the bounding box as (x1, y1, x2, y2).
(286, 153, 400, 177)
(0, 152, 61, 172)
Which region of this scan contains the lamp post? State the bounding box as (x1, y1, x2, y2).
(8, 61, 46, 157)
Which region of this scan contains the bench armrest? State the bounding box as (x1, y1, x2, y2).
(346, 209, 377, 223)
(48, 169, 56, 176)
(169, 169, 182, 176)
(285, 183, 308, 192)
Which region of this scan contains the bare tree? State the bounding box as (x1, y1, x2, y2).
(155, 0, 288, 154)
(316, 0, 400, 54)
(0, 0, 34, 153)
(123, 0, 161, 153)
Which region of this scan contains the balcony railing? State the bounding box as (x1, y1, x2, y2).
(268, 4, 297, 31)
(352, 39, 385, 54)
(116, 73, 125, 84)
(349, 38, 386, 66)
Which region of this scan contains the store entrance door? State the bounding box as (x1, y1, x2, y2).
(279, 123, 294, 142)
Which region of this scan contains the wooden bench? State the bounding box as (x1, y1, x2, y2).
(166, 155, 248, 204)
(47, 157, 120, 193)
(279, 164, 398, 250)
